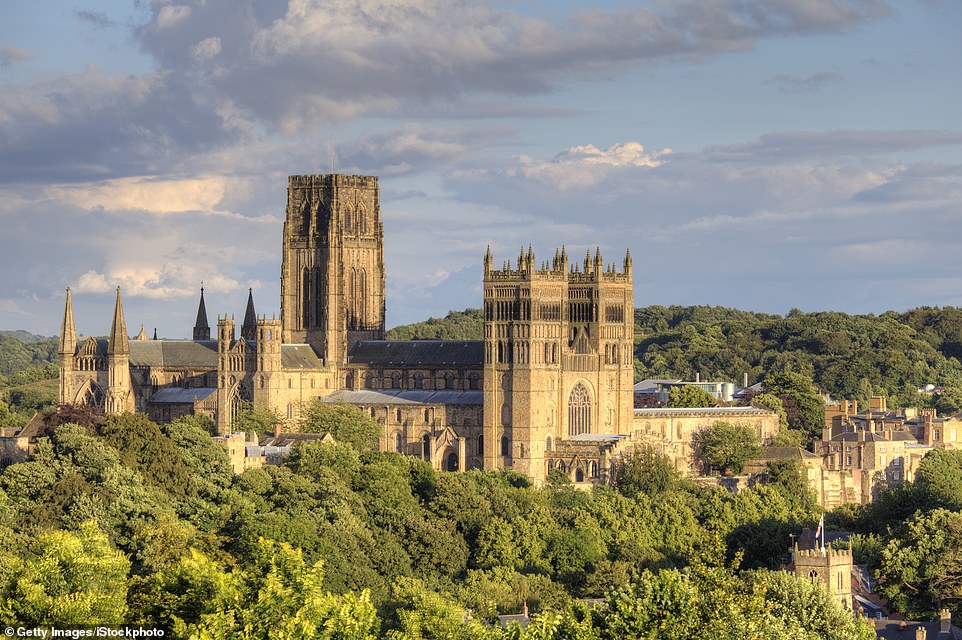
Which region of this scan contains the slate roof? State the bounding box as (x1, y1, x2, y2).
(129, 340, 219, 367)
(320, 389, 484, 406)
(348, 340, 483, 367)
(281, 344, 324, 369)
(633, 378, 680, 393)
(149, 387, 217, 404)
(832, 431, 888, 442)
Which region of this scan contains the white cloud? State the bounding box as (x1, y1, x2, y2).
(0, 47, 32, 67)
(512, 142, 671, 189)
(191, 37, 222, 61)
(45, 176, 230, 214)
(156, 5, 192, 29)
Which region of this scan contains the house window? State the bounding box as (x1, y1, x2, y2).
(501, 434, 510, 456)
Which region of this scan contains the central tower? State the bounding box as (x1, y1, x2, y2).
(280, 174, 386, 364)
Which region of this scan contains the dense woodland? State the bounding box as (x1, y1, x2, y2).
(0, 406, 886, 638)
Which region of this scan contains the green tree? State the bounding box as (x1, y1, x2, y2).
(914, 448, 962, 510)
(876, 508, 962, 618)
(0, 520, 130, 626)
(763, 372, 825, 437)
(934, 385, 962, 416)
(614, 447, 684, 498)
(693, 422, 761, 475)
(235, 401, 283, 436)
(666, 385, 717, 408)
(751, 393, 788, 430)
(300, 400, 381, 450)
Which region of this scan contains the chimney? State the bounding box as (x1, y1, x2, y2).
(695, 372, 700, 383)
(273, 423, 281, 438)
(743, 372, 749, 387)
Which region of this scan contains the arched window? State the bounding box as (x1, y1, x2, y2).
(444, 373, 455, 390)
(364, 373, 375, 389)
(500, 434, 510, 456)
(568, 382, 591, 436)
(414, 374, 424, 389)
(349, 268, 357, 329)
(424, 409, 431, 424)
(469, 373, 480, 390)
(422, 434, 431, 460)
(575, 468, 584, 482)
(477, 434, 484, 455)
(395, 433, 403, 453)
(396, 408, 402, 422)
(343, 206, 353, 234)
(446, 451, 459, 472)
(359, 268, 367, 327)
(287, 403, 294, 419)
(545, 435, 552, 452)
(392, 372, 401, 389)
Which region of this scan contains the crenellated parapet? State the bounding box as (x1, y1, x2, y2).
(484, 245, 632, 283)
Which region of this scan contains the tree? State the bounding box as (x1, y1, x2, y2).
(0, 520, 130, 626)
(300, 400, 381, 450)
(693, 422, 760, 475)
(234, 401, 283, 436)
(614, 447, 683, 498)
(876, 508, 962, 618)
(763, 372, 825, 437)
(750, 393, 787, 430)
(666, 385, 717, 408)
(934, 385, 962, 416)
(914, 448, 962, 510)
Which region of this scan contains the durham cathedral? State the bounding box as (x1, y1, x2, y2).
(57, 174, 777, 485)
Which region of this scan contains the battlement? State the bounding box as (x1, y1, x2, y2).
(794, 544, 852, 560)
(287, 174, 378, 190)
(483, 246, 632, 282)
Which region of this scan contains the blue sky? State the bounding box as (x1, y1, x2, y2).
(1, 0, 960, 338)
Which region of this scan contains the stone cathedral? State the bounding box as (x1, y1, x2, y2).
(58, 173, 776, 485)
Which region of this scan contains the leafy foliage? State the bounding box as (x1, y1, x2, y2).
(386, 309, 484, 341)
(693, 422, 761, 475)
(665, 385, 717, 408)
(299, 400, 382, 450)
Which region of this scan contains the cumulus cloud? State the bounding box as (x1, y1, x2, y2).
(191, 37, 222, 61)
(133, 0, 891, 130)
(46, 176, 230, 214)
(512, 142, 671, 189)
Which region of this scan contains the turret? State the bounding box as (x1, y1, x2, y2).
(241, 288, 257, 341)
(105, 287, 132, 413)
(623, 248, 632, 276)
(107, 287, 129, 356)
(484, 245, 493, 275)
(59, 287, 77, 357)
(193, 287, 210, 340)
(58, 287, 77, 404)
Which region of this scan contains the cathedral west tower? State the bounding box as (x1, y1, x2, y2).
(280, 174, 386, 365)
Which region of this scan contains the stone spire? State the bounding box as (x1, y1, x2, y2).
(134, 324, 148, 341)
(193, 287, 211, 340)
(241, 288, 257, 341)
(107, 286, 129, 355)
(623, 248, 633, 274)
(483, 245, 493, 275)
(59, 287, 76, 355)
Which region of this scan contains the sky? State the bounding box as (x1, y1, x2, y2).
(1, 0, 961, 338)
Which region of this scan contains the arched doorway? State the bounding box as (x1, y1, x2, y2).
(445, 450, 459, 472)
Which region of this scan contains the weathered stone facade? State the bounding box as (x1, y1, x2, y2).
(57, 173, 775, 483)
